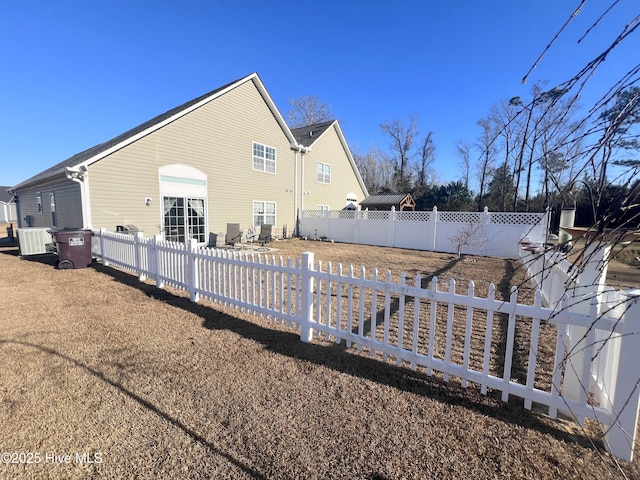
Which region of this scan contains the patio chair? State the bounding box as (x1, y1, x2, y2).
(225, 223, 242, 246)
(257, 224, 274, 249)
(207, 232, 224, 249)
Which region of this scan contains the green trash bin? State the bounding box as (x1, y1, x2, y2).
(51, 229, 94, 269)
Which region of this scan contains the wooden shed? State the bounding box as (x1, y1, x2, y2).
(359, 193, 415, 211)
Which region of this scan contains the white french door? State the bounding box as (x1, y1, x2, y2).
(163, 197, 206, 243)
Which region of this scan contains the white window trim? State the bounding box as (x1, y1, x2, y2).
(317, 161, 331, 184)
(253, 200, 277, 228)
(316, 205, 330, 211)
(252, 142, 277, 174)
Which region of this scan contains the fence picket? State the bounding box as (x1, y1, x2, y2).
(325, 261, 333, 339)
(524, 291, 543, 410)
(396, 273, 407, 367)
(335, 264, 344, 342)
(370, 268, 379, 357)
(346, 265, 355, 348)
(501, 287, 518, 402)
(383, 270, 392, 361)
(443, 279, 456, 382)
(427, 277, 438, 376)
(481, 284, 495, 395)
(411, 274, 422, 370)
(461, 281, 475, 388)
(357, 267, 366, 352)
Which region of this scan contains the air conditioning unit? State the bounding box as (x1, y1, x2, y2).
(17, 228, 54, 256)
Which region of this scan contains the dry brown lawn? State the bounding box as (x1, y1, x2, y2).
(1, 233, 639, 479)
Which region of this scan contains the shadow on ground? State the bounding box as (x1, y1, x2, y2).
(1, 336, 265, 479)
(86, 261, 598, 452)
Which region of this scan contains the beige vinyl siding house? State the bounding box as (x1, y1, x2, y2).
(10, 73, 368, 242)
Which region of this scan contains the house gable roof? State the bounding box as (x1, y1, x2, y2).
(12, 73, 297, 190)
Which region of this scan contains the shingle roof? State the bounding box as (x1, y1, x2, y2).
(290, 120, 335, 147)
(12, 75, 250, 189)
(360, 194, 410, 206)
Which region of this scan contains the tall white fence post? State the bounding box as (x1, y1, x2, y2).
(324, 210, 330, 240)
(299, 251, 315, 343)
(353, 207, 359, 244)
(389, 206, 397, 247)
(604, 289, 640, 461)
(99, 228, 109, 266)
(134, 231, 145, 281)
(482, 206, 490, 256)
(188, 238, 199, 303)
(431, 206, 438, 251)
(154, 234, 164, 288)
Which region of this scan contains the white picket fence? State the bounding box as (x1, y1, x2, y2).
(93, 228, 640, 462)
(301, 207, 549, 260)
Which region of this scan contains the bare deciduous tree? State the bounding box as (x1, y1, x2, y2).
(380, 115, 419, 192)
(475, 118, 497, 211)
(416, 131, 436, 187)
(449, 215, 488, 258)
(352, 146, 395, 195)
(286, 95, 333, 128)
(456, 139, 472, 189)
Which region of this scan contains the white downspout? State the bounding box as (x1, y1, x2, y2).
(301, 149, 306, 214)
(292, 144, 310, 237)
(293, 149, 299, 236)
(66, 167, 93, 229)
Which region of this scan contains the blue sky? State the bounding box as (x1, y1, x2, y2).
(1, 1, 636, 188)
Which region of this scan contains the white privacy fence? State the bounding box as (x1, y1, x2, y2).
(301, 207, 550, 259)
(93, 228, 640, 462)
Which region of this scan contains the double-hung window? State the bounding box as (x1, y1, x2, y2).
(317, 162, 331, 184)
(253, 201, 276, 228)
(253, 142, 276, 173)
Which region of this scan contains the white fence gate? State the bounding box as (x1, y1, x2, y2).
(94, 228, 640, 462)
(301, 207, 549, 259)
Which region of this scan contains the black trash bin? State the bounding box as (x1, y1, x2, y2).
(51, 229, 94, 269)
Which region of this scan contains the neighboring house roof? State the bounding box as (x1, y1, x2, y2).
(291, 120, 335, 148)
(12, 72, 298, 190)
(360, 193, 416, 210)
(0, 187, 15, 204)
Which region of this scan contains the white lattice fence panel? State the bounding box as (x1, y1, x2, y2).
(439, 212, 482, 223)
(361, 211, 390, 221)
(397, 211, 431, 222)
(329, 210, 356, 220)
(490, 212, 545, 225)
(303, 210, 326, 219)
